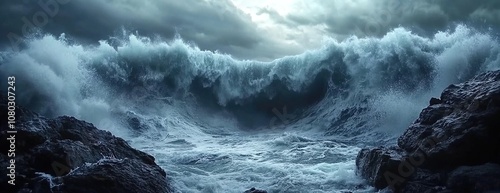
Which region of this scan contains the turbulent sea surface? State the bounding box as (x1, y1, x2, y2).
(1, 25, 499, 193)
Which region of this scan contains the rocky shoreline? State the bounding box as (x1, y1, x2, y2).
(0, 96, 172, 193)
(356, 70, 500, 193)
(0, 95, 271, 193)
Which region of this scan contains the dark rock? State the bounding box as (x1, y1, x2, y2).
(355, 146, 405, 190)
(399, 70, 500, 170)
(413, 104, 454, 126)
(0, 96, 171, 193)
(429, 98, 442, 105)
(447, 163, 500, 193)
(61, 158, 167, 193)
(399, 169, 446, 193)
(244, 187, 268, 193)
(356, 70, 500, 192)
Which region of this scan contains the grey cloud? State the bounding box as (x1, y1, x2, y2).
(266, 0, 500, 38)
(257, 7, 299, 28)
(1, 0, 499, 61)
(0, 0, 266, 59)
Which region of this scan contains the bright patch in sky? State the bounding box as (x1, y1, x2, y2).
(230, 0, 296, 16)
(230, 0, 327, 60)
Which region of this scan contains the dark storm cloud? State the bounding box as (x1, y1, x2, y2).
(0, 0, 267, 59)
(262, 0, 500, 38)
(1, 0, 499, 60)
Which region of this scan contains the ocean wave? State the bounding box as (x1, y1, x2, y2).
(0, 25, 499, 134)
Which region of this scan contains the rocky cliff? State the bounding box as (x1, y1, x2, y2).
(0, 96, 172, 193)
(356, 70, 500, 193)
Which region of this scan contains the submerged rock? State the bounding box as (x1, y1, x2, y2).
(244, 187, 268, 193)
(356, 70, 500, 192)
(0, 96, 172, 193)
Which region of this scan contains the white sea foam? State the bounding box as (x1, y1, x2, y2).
(1, 25, 499, 192)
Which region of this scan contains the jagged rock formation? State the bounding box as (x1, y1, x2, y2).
(356, 70, 500, 193)
(0, 97, 172, 193)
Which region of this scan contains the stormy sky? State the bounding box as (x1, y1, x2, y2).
(1, 0, 499, 61)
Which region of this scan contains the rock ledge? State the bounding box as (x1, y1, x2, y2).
(356, 70, 500, 193)
(0, 97, 172, 193)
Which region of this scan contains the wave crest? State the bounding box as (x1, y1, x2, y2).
(0, 25, 499, 133)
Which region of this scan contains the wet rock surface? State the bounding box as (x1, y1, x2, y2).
(355, 146, 405, 189)
(243, 187, 268, 193)
(356, 70, 500, 193)
(0, 96, 172, 193)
